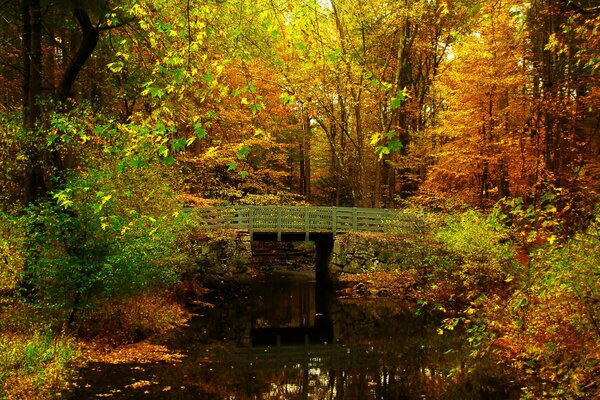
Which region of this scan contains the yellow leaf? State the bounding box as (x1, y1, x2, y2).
(370, 133, 382, 146)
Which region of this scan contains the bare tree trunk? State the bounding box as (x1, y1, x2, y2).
(24, 0, 42, 129)
(304, 113, 311, 201)
(22, 0, 46, 204)
(21, 0, 31, 117)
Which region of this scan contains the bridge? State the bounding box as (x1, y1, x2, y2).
(191, 205, 404, 241)
(188, 205, 425, 285)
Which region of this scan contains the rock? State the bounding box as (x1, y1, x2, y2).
(330, 232, 420, 275)
(185, 229, 252, 284)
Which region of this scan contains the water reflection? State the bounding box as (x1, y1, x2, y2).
(68, 271, 518, 399)
(249, 272, 333, 346)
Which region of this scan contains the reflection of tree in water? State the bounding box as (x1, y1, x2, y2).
(183, 295, 516, 400)
(68, 273, 518, 399)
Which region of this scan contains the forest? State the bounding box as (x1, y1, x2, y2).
(0, 0, 598, 399)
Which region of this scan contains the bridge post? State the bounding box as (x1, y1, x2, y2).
(332, 208, 337, 235)
(276, 207, 282, 241)
(249, 207, 254, 240)
(304, 208, 310, 242)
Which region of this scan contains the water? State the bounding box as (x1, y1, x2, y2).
(67, 270, 518, 399)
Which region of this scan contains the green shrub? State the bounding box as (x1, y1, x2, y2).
(0, 331, 77, 399)
(0, 212, 24, 298)
(383, 210, 443, 277)
(436, 209, 519, 293)
(19, 163, 187, 327)
(506, 213, 600, 399)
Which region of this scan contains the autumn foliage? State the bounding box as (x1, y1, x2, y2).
(0, 0, 598, 398)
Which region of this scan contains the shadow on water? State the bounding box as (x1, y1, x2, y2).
(67, 270, 519, 399)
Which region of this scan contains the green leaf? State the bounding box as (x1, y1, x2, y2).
(375, 146, 390, 159)
(47, 133, 58, 145)
(239, 171, 249, 179)
(390, 89, 408, 109)
(227, 161, 238, 171)
(171, 138, 187, 152)
(107, 61, 124, 73)
(541, 192, 557, 203)
(326, 48, 342, 62)
(236, 146, 250, 159)
(280, 92, 295, 106)
(387, 140, 403, 152)
(162, 157, 176, 165)
(202, 70, 214, 83)
(249, 103, 263, 114)
(157, 145, 169, 157)
(194, 123, 207, 139)
(148, 87, 165, 99)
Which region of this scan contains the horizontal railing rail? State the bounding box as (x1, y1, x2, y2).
(187, 206, 417, 238)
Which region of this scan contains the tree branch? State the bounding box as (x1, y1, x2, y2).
(561, 0, 600, 15)
(57, 8, 99, 102)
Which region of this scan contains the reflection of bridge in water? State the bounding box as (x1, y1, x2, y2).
(227, 342, 409, 373)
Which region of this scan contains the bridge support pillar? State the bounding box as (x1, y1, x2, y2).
(315, 235, 335, 286)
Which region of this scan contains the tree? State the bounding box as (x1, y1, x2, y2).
(0, 0, 132, 203)
(425, 0, 529, 206)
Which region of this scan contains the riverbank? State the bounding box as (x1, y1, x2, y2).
(335, 210, 600, 400)
(2, 208, 598, 399)
(63, 269, 523, 400)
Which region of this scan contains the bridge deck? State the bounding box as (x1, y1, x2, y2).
(190, 206, 408, 240)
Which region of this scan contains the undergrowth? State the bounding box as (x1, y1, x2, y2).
(0, 331, 77, 400)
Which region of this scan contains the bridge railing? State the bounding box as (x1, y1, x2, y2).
(189, 205, 411, 237)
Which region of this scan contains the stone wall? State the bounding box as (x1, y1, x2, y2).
(186, 230, 252, 285)
(185, 229, 427, 285)
(330, 232, 425, 275)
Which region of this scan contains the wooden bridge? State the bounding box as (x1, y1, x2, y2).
(191, 206, 405, 241)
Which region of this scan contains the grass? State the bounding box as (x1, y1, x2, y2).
(0, 331, 77, 399)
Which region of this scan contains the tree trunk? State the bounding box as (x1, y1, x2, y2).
(21, 0, 31, 117)
(24, 0, 42, 129)
(304, 113, 311, 201)
(57, 8, 100, 103)
(22, 0, 46, 204)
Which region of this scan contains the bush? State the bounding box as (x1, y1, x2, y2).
(0, 331, 77, 399)
(436, 209, 519, 294)
(76, 292, 189, 344)
(19, 162, 187, 328)
(503, 213, 600, 399)
(0, 212, 24, 299)
(384, 209, 443, 277)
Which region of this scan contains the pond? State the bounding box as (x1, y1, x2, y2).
(67, 269, 519, 399)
